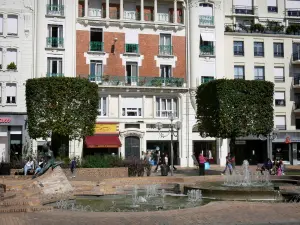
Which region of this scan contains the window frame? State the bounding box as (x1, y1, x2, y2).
(234, 65, 245, 79)
(47, 57, 63, 75)
(254, 66, 265, 80)
(5, 83, 17, 105)
(156, 97, 178, 118)
(274, 91, 286, 106)
(254, 42, 264, 57)
(122, 107, 142, 117)
(273, 43, 284, 57)
(98, 96, 108, 117)
(233, 41, 244, 56)
(7, 15, 18, 36)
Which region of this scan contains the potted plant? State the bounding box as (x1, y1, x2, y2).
(250, 23, 265, 33)
(225, 25, 233, 32)
(286, 24, 300, 35)
(266, 20, 284, 34)
(102, 75, 110, 85)
(7, 62, 17, 71)
(151, 78, 162, 87)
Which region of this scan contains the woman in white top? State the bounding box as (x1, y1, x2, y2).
(24, 157, 34, 176)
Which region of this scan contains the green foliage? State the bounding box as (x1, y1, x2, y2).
(286, 24, 300, 35)
(81, 155, 123, 168)
(26, 77, 99, 140)
(196, 79, 274, 139)
(7, 62, 17, 70)
(250, 23, 265, 33)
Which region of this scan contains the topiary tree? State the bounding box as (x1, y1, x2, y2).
(196, 79, 274, 153)
(26, 77, 99, 156)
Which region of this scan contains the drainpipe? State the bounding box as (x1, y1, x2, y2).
(185, 0, 190, 167)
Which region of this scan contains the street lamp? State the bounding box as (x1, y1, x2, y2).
(259, 128, 279, 160)
(155, 113, 181, 176)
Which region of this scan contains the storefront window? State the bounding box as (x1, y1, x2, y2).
(273, 143, 289, 161)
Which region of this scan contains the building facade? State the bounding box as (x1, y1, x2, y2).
(0, 0, 35, 162)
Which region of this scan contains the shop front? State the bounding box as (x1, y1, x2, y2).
(83, 123, 121, 157)
(0, 114, 27, 162)
(272, 131, 300, 165)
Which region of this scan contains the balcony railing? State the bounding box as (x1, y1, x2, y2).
(46, 4, 64, 16)
(286, 9, 300, 17)
(233, 5, 256, 15)
(200, 45, 214, 56)
(293, 52, 300, 61)
(123, 11, 140, 20)
(276, 125, 286, 130)
(268, 6, 278, 13)
(275, 99, 285, 106)
(46, 73, 64, 77)
(201, 76, 214, 84)
(157, 13, 171, 23)
(46, 37, 64, 48)
(159, 45, 173, 55)
(89, 42, 104, 52)
(199, 15, 214, 26)
(254, 76, 265, 81)
(88, 8, 104, 18)
(88, 75, 185, 87)
(125, 44, 139, 53)
(274, 76, 285, 82)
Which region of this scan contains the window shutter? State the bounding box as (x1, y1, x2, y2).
(274, 91, 285, 100)
(6, 49, 17, 65)
(90, 62, 95, 75)
(6, 83, 16, 96)
(275, 116, 286, 126)
(7, 15, 18, 35)
(274, 67, 284, 78)
(267, 0, 277, 7)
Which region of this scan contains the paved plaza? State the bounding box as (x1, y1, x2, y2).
(1, 166, 300, 225)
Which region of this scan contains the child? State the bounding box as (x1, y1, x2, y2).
(70, 157, 76, 178)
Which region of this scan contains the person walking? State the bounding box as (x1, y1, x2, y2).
(198, 153, 206, 176)
(221, 153, 232, 175)
(70, 157, 76, 178)
(154, 151, 161, 172)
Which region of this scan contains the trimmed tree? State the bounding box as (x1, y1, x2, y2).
(26, 77, 99, 156)
(196, 79, 274, 152)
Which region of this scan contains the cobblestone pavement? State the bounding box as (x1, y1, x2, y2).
(1, 201, 300, 225)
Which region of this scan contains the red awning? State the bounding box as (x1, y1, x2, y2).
(85, 135, 121, 148)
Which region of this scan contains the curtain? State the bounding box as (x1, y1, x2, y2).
(6, 49, 17, 65)
(7, 15, 18, 35)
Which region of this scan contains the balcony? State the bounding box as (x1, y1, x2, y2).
(46, 37, 64, 49)
(157, 13, 171, 23)
(159, 45, 173, 56)
(200, 45, 214, 56)
(275, 125, 286, 130)
(88, 8, 104, 18)
(199, 15, 214, 26)
(46, 73, 64, 77)
(123, 11, 140, 20)
(286, 9, 300, 17)
(233, 5, 257, 15)
(201, 76, 214, 84)
(89, 42, 104, 52)
(88, 75, 185, 87)
(46, 4, 64, 17)
(125, 44, 139, 54)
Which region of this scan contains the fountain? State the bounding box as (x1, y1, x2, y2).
(223, 160, 271, 187)
(187, 189, 202, 202)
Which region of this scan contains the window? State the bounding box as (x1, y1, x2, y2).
(200, 34, 214, 56)
(47, 57, 63, 77)
(274, 67, 284, 82)
(90, 60, 103, 82)
(234, 66, 245, 79)
(267, 0, 278, 12)
(274, 91, 285, 106)
(0, 14, 3, 35)
(47, 25, 64, 48)
(6, 83, 16, 104)
(7, 15, 18, 35)
(159, 34, 172, 55)
(47, 0, 64, 16)
(254, 66, 265, 80)
(274, 43, 284, 57)
(275, 115, 286, 130)
(0, 84, 2, 103)
(6, 49, 17, 69)
(160, 65, 172, 85)
(156, 98, 178, 118)
(98, 97, 107, 116)
(0, 48, 2, 70)
(254, 42, 264, 57)
(234, 41, 244, 56)
(121, 97, 142, 117)
(90, 28, 103, 51)
(126, 62, 138, 85)
(125, 31, 139, 53)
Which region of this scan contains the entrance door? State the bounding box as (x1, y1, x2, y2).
(125, 136, 140, 158)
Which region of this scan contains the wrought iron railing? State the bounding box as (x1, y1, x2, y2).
(286, 9, 300, 17)
(46, 37, 64, 48)
(201, 76, 214, 84)
(125, 44, 139, 53)
(46, 4, 64, 16)
(89, 42, 104, 52)
(88, 75, 185, 87)
(159, 45, 173, 55)
(200, 45, 214, 56)
(199, 15, 214, 26)
(233, 5, 257, 15)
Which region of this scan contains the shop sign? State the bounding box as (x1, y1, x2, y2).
(94, 123, 118, 133)
(0, 118, 11, 123)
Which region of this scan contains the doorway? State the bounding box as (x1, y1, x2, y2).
(125, 136, 140, 158)
(126, 62, 138, 84)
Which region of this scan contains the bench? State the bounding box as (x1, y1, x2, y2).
(14, 168, 35, 176)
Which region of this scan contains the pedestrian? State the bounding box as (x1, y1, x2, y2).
(198, 153, 206, 176)
(154, 151, 161, 172)
(231, 153, 236, 170)
(221, 153, 232, 175)
(70, 157, 76, 178)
